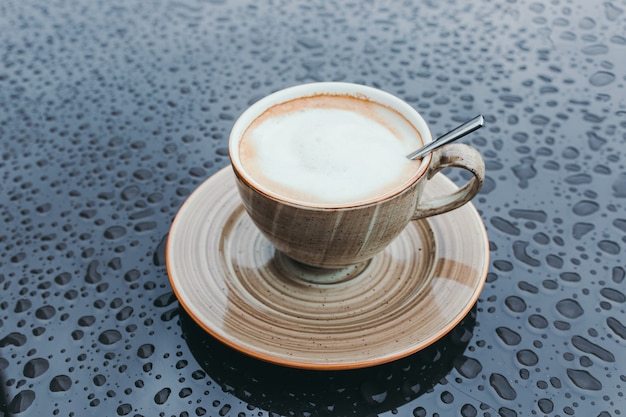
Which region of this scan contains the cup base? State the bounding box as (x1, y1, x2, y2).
(274, 251, 371, 285)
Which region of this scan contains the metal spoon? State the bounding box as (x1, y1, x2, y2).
(406, 115, 484, 160)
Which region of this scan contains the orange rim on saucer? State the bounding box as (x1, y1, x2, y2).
(166, 166, 489, 370)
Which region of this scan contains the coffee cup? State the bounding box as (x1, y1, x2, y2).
(229, 82, 484, 268)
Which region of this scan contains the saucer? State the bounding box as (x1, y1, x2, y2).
(167, 166, 489, 370)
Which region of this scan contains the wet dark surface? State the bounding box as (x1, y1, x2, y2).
(1, 0, 625, 416)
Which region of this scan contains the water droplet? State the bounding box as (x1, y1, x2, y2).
(589, 71, 615, 87)
(509, 209, 547, 222)
(460, 404, 477, 417)
(489, 373, 517, 400)
(50, 375, 72, 392)
(93, 374, 107, 386)
(453, 356, 482, 379)
(137, 343, 155, 359)
(35, 305, 56, 320)
(565, 173, 592, 185)
(573, 222, 594, 239)
(7, 390, 36, 414)
(513, 241, 541, 266)
(612, 173, 626, 197)
(528, 314, 549, 329)
(603, 2, 623, 21)
(516, 349, 539, 366)
(496, 327, 521, 345)
(490, 217, 520, 235)
(600, 287, 626, 303)
(134, 221, 157, 232)
(14, 298, 32, 313)
(587, 131, 607, 150)
(98, 329, 122, 345)
(571, 335, 615, 362)
(117, 403, 133, 415)
(154, 292, 177, 307)
(121, 185, 141, 201)
(153, 234, 168, 266)
(23, 357, 49, 378)
(572, 200, 599, 216)
(598, 240, 620, 255)
(556, 299, 584, 318)
(566, 369, 602, 391)
(581, 44, 608, 55)
(54, 272, 72, 286)
(607, 316, 626, 339)
(511, 157, 537, 188)
(104, 225, 127, 239)
(85, 260, 102, 284)
(154, 387, 171, 405)
(116, 306, 134, 321)
(538, 398, 554, 413)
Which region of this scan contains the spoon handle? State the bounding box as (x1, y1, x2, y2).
(407, 115, 484, 160)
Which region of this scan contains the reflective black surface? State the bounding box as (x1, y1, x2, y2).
(1, 0, 625, 416)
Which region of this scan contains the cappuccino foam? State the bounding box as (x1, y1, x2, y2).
(238, 94, 424, 206)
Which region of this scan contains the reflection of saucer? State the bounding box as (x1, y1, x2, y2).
(167, 166, 489, 370)
(181, 306, 477, 416)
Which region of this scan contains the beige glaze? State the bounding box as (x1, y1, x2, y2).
(166, 167, 490, 370)
(234, 143, 483, 267)
(229, 82, 485, 268)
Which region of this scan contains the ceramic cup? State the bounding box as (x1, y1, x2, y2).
(229, 82, 484, 269)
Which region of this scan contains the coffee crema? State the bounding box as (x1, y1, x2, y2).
(238, 94, 424, 206)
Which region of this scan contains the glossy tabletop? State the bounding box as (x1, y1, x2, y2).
(1, 0, 625, 416)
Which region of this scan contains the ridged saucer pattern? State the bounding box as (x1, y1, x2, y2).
(166, 166, 489, 370)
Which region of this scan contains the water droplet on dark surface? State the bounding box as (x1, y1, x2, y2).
(137, 343, 155, 359)
(612, 173, 626, 197)
(566, 369, 602, 391)
(516, 349, 539, 366)
(556, 299, 584, 319)
(512, 241, 541, 266)
(23, 358, 49, 378)
(85, 260, 102, 284)
(14, 298, 32, 313)
(600, 287, 626, 303)
(153, 234, 168, 266)
(453, 356, 482, 379)
(496, 327, 521, 345)
(489, 373, 517, 400)
(490, 217, 520, 235)
(511, 157, 537, 188)
(571, 336, 615, 362)
(572, 222, 594, 239)
(560, 272, 581, 283)
(572, 200, 600, 216)
(581, 44, 609, 55)
(98, 330, 122, 345)
(607, 316, 626, 339)
(50, 375, 72, 392)
(154, 387, 172, 405)
(598, 240, 620, 255)
(589, 71, 616, 87)
(528, 314, 549, 329)
(54, 272, 72, 285)
(509, 209, 547, 222)
(7, 390, 36, 414)
(104, 225, 127, 239)
(1, 332, 27, 347)
(35, 305, 56, 320)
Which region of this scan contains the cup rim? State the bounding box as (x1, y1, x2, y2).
(228, 82, 433, 209)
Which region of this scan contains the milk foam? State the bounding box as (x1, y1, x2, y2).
(238, 95, 423, 205)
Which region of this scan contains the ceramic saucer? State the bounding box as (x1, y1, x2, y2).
(167, 166, 489, 370)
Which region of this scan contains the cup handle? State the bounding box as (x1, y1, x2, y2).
(411, 143, 485, 220)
